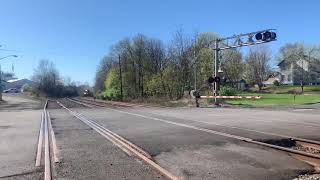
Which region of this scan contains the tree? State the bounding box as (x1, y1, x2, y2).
(93, 31, 221, 100)
(277, 42, 305, 63)
(193, 32, 217, 89)
(278, 42, 320, 91)
(103, 67, 121, 100)
(32, 59, 78, 97)
(220, 49, 244, 85)
(244, 45, 271, 90)
(94, 56, 114, 93)
(32, 59, 60, 96)
(167, 29, 194, 98)
(132, 34, 148, 98)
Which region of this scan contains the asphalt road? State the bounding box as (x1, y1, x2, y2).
(0, 93, 42, 111)
(50, 108, 167, 180)
(72, 106, 318, 180)
(0, 94, 43, 179)
(1, 94, 320, 180)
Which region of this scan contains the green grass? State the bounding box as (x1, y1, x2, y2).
(225, 93, 320, 106)
(252, 85, 320, 94)
(227, 85, 320, 106)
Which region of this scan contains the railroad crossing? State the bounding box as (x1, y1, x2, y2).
(1, 94, 319, 180)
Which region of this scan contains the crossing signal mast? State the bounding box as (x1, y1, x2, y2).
(205, 29, 277, 106)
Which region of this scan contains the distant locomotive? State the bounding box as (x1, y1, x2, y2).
(83, 89, 93, 97)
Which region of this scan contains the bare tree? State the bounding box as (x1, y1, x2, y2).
(221, 49, 244, 86)
(244, 45, 271, 90)
(32, 59, 60, 96)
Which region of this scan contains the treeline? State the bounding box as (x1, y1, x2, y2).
(94, 31, 274, 100)
(32, 60, 89, 97)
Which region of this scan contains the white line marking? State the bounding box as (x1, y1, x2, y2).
(57, 101, 179, 180)
(133, 110, 320, 145)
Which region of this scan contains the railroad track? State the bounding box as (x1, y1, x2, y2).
(57, 99, 179, 180)
(66, 97, 320, 171)
(35, 100, 59, 180)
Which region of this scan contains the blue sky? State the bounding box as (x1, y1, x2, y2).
(0, 0, 319, 85)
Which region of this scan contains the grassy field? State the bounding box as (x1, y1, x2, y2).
(225, 85, 320, 106)
(225, 93, 320, 106)
(251, 85, 320, 94)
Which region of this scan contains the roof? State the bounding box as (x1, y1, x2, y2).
(7, 78, 32, 83)
(277, 60, 285, 66)
(278, 56, 319, 66)
(263, 77, 280, 84)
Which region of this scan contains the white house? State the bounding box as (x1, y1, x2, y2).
(278, 57, 320, 85)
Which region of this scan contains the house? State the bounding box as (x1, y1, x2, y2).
(278, 57, 320, 85)
(263, 74, 281, 86)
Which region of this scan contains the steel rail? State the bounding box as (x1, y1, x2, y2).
(47, 112, 59, 163)
(77, 113, 153, 160)
(44, 110, 51, 180)
(57, 100, 179, 180)
(35, 112, 44, 167)
(36, 100, 56, 180)
(77, 98, 320, 139)
(66, 98, 94, 108)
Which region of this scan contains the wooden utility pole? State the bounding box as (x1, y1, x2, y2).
(118, 55, 123, 101)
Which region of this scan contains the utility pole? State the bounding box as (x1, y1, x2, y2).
(194, 50, 196, 91)
(301, 59, 304, 93)
(193, 47, 200, 107)
(214, 40, 219, 105)
(118, 54, 123, 101)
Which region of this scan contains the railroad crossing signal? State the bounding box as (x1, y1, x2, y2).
(207, 76, 221, 84)
(191, 90, 200, 99)
(195, 29, 278, 107)
(255, 31, 277, 41)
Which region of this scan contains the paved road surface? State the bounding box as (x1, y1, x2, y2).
(72, 106, 317, 180)
(0, 94, 42, 179)
(1, 94, 320, 180)
(0, 93, 41, 111)
(50, 109, 167, 180)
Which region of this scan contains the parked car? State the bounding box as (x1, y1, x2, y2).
(3, 88, 19, 93)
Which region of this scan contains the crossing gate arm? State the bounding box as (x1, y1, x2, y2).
(199, 96, 261, 99)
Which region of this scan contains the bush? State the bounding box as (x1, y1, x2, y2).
(102, 88, 121, 100)
(22, 84, 33, 92)
(273, 80, 280, 86)
(219, 86, 237, 96)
